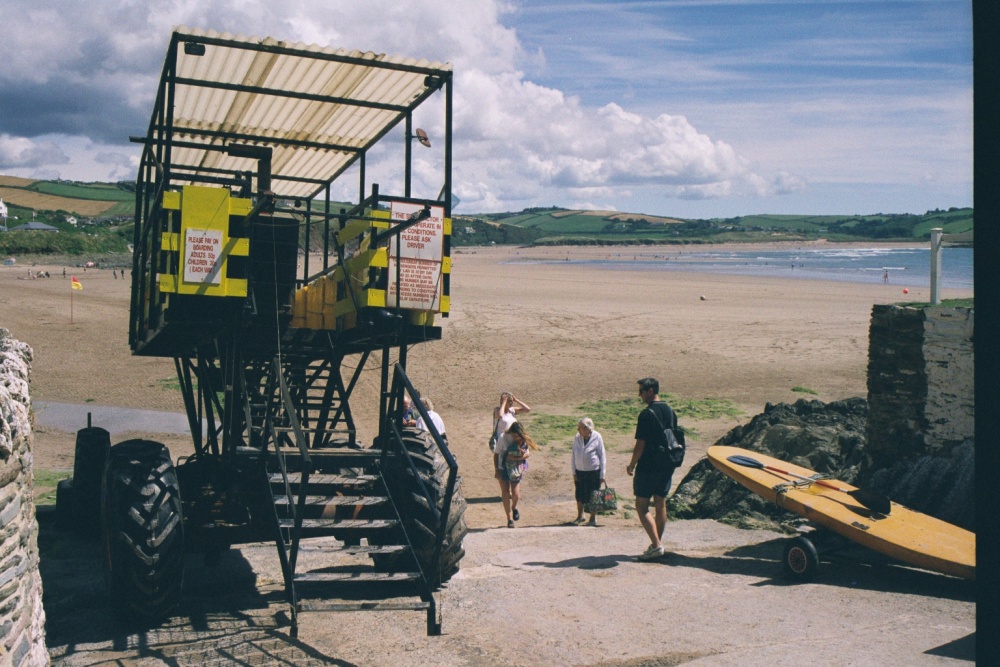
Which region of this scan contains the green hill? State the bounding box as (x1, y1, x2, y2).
(0, 175, 973, 255)
(451, 207, 973, 247)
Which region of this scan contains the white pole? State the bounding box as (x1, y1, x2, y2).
(930, 228, 943, 305)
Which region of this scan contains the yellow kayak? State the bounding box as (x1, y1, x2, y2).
(708, 445, 975, 580)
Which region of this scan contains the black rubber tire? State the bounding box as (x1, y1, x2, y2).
(372, 428, 468, 587)
(55, 478, 75, 531)
(102, 439, 185, 625)
(783, 535, 820, 581)
(72, 426, 111, 537)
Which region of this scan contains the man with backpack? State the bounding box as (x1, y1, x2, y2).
(625, 377, 681, 561)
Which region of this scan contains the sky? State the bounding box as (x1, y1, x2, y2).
(0, 0, 972, 219)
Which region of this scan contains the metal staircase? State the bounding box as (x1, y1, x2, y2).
(255, 356, 446, 637)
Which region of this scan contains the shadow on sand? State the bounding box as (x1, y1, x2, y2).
(523, 537, 974, 603)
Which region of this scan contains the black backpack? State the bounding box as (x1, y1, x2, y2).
(648, 405, 685, 468)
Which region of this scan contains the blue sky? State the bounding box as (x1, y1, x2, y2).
(0, 0, 972, 218)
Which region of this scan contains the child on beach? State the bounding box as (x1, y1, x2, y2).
(494, 421, 539, 528)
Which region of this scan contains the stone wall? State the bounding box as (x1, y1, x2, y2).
(0, 329, 48, 666)
(863, 305, 974, 528)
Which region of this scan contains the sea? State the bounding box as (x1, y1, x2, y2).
(516, 246, 974, 290)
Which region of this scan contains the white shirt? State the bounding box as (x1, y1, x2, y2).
(416, 409, 446, 436)
(495, 409, 517, 440)
(571, 430, 606, 479)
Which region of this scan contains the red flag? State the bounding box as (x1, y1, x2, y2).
(71, 276, 83, 290)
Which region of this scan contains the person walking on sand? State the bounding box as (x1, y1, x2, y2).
(571, 417, 606, 526)
(494, 421, 538, 528)
(626, 377, 679, 561)
(493, 391, 530, 447)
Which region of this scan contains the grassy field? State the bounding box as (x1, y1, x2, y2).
(0, 174, 974, 250)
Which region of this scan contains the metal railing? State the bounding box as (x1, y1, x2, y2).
(381, 363, 458, 588)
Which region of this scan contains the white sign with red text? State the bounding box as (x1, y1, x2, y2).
(386, 202, 444, 310)
(184, 228, 223, 285)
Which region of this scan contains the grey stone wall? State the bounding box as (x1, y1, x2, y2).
(864, 305, 974, 529)
(923, 307, 975, 447)
(0, 329, 48, 666)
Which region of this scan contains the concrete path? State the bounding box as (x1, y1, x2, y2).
(32, 400, 198, 436)
(41, 518, 975, 666)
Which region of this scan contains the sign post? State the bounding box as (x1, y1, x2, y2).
(930, 228, 943, 305)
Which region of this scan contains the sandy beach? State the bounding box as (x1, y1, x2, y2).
(0, 242, 972, 529)
(2, 243, 977, 665)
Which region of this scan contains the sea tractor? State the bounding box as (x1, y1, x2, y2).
(101, 28, 467, 637)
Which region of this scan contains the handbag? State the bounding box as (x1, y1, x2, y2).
(588, 482, 617, 513)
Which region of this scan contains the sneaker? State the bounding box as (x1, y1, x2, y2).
(637, 545, 665, 561)
(512, 508, 520, 521)
(507, 520, 515, 528)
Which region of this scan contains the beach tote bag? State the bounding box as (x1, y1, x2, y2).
(588, 482, 617, 512)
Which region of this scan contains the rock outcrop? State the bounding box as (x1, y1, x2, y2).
(670, 396, 974, 533)
(670, 398, 868, 532)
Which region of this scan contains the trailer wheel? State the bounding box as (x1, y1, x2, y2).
(782, 535, 820, 581)
(102, 439, 185, 625)
(373, 428, 468, 587)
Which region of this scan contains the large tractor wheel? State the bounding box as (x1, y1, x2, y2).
(72, 426, 111, 537)
(373, 428, 468, 587)
(102, 439, 185, 625)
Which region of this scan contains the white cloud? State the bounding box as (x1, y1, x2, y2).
(0, 0, 968, 216)
(0, 135, 69, 170)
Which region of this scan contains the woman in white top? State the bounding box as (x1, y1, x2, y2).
(571, 417, 606, 526)
(415, 396, 447, 444)
(492, 392, 530, 443)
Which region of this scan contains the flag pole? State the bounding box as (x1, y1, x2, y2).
(70, 285, 74, 323)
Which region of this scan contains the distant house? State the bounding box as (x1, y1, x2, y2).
(8, 221, 59, 232)
(66, 215, 78, 226)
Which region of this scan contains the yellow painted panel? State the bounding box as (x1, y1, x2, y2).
(230, 197, 252, 216)
(225, 278, 248, 296)
(229, 237, 250, 256)
(440, 295, 450, 313)
(333, 289, 385, 317)
(159, 274, 178, 293)
(291, 286, 307, 328)
(162, 191, 181, 210)
(336, 218, 371, 245)
(443, 217, 452, 234)
(442, 256, 451, 273)
(161, 232, 181, 253)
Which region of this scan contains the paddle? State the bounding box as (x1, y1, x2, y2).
(727, 454, 892, 515)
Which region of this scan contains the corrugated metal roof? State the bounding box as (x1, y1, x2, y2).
(149, 28, 451, 199)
